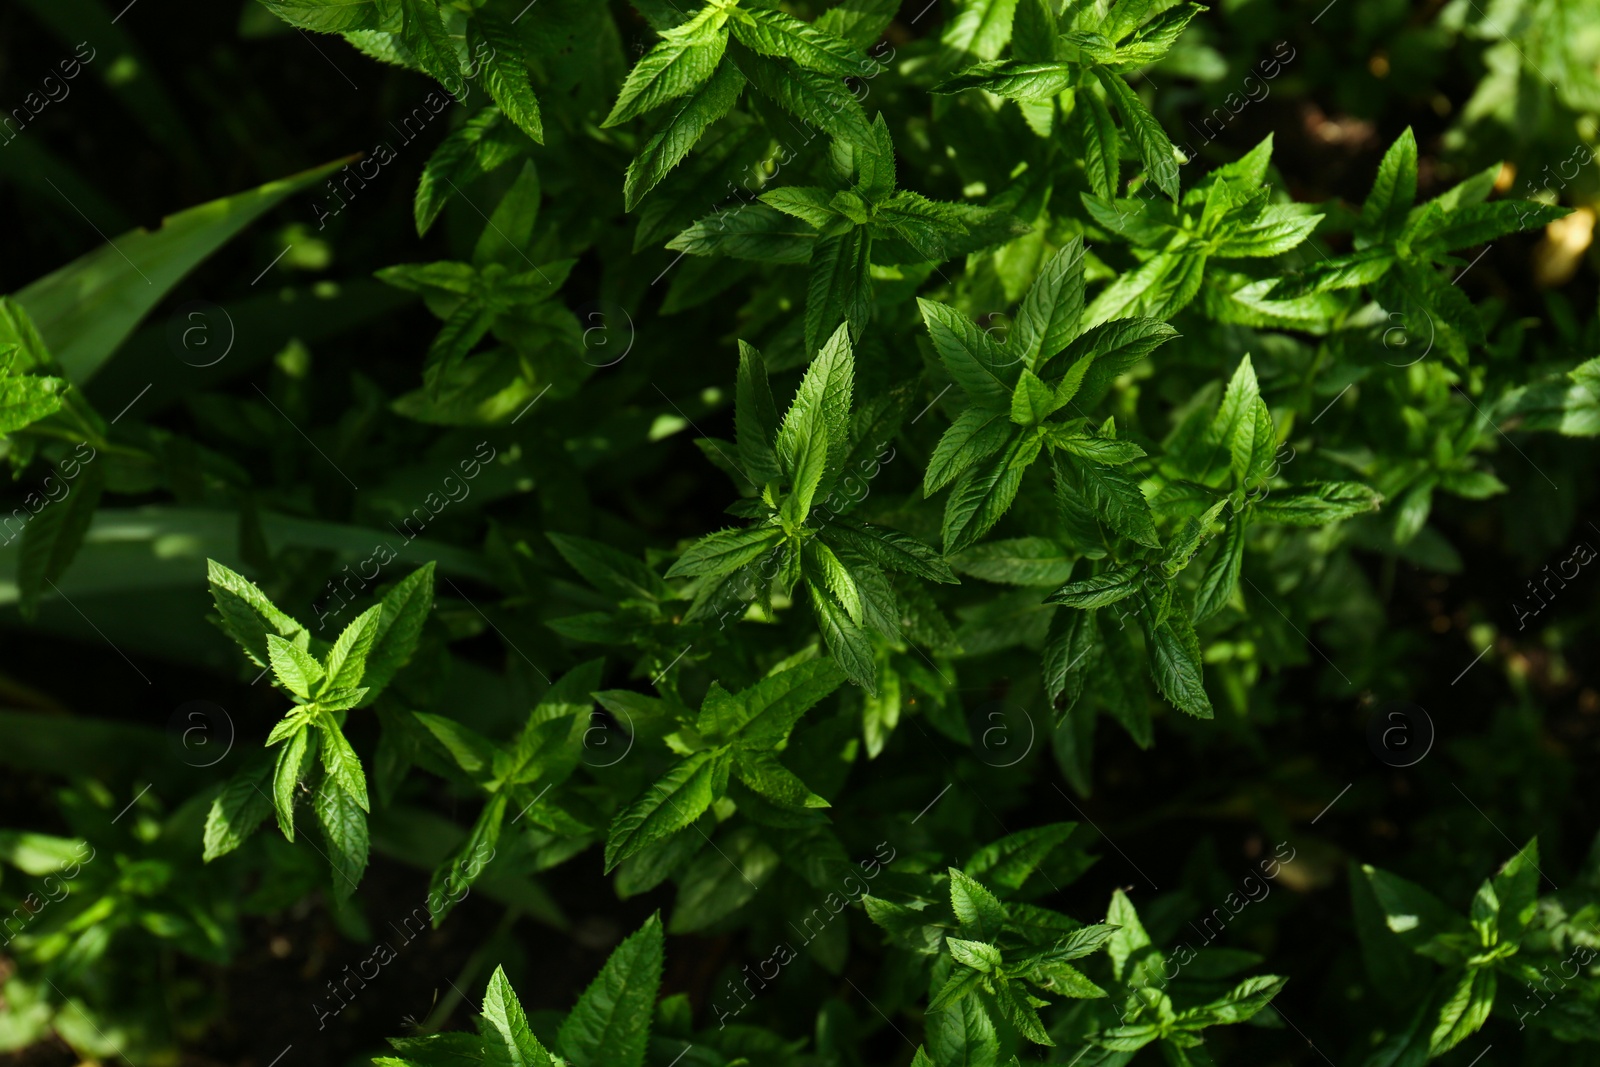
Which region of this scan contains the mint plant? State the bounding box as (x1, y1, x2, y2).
(202, 560, 434, 895)
(666, 325, 954, 689)
(1, 0, 1597, 1064)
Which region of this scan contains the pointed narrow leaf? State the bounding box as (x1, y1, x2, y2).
(203, 766, 273, 862)
(919, 298, 1016, 410)
(482, 965, 558, 1067)
(624, 61, 744, 210)
(556, 914, 665, 1067)
(315, 777, 369, 899)
(925, 407, 1013, 494)
(810, 584, 877, 691)
(605, 748, 729, 871)
(272, 727, 311, 841)
(1014, 239, 1087, 366)
(1045, 563, 1145, 608)
(267, 634, 325, 698)
(1093, 68, 1179, 200)
(605, 18, 729, 128)
(805, 227, 873, 355)
(1356, 128, 1416, 249)
(473, 12, 544, 143)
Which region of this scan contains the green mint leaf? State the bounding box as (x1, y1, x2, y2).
(1356, 127, 1417, 250)
(925, 407, 1014, 494)
(814, 0, 900, 48)
(918, 298, 1015, 410)
(272, 727, 314, 841)
(481, 964, 558, 1067)
(557, 913, 664, 1067)
(776, 322, 855, 481)
(1014, 239, 1087, 367)
(604, 747, 730, 872)
(1045, 317, 1178, 409)
(318, 713, 370, 812)
(314, 776, 369, 899)
(810, 583, 878, 691)
(668, 203, 818, 263)
(953, 537, 1074, 587)
(666, 525, 785, 579)
(733, 340, 784, 484)
(1094, 66, 1179, 200)
(414, 109, 523, 235)
(548, 534, 668, 603)
(947, 937, 1003, 972)
(805, 227, 873, 355)
(935, 58, 1076, 100)
(429, 792, 506, 925)
(323, 603, 382, 693)
(1141, 603, 1212, 719)
(760, 186, 841, 230)
(1048, 429, 1146, 464)
(472, 12, 544, 143)
(267, 633, 325, 698)
(202, 765, 273, 862)
(942, 431, 1043, 553)
(731, 8, 864, 78)
(207, 559, 309, 669)
(942, 0, 1020, 59)
(1011, 368, 1058, 426)
(1043, 606, 1097, 708)
(1252, 482, 1382, 526)
(259, 0, 380, 32)
(1075, 457, 1160, 548)
(604, 12, 729, 128)
(806, 540, 864, 624)
(0, 370, 66, 435)
(624, 60, 744, 211)
(1045, 562, 1145, 608)
(697, 655, 851, 748)
(358, 562, 435, 705)
(948, 868, 1008, 939)
(1192, 514, 1245, 623)
(733, 748, 830, 809)
(819, 521, 959, 584)
(731, 43, 873, 146)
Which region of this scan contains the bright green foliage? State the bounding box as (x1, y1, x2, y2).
(1077, 888, 1287, 1061)
(1353, 840, 1600, 1059)
(604, 656, 845, 870)
(1, 1, 1596, 1064)
(671, 115, 1026, 351)
(374, 915, 668, 1067)
(667, 324, 955, 690)
(1272, 128, 1568, 364)
(934, 0, 1202, 199)
(203, 560, 433, 894)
